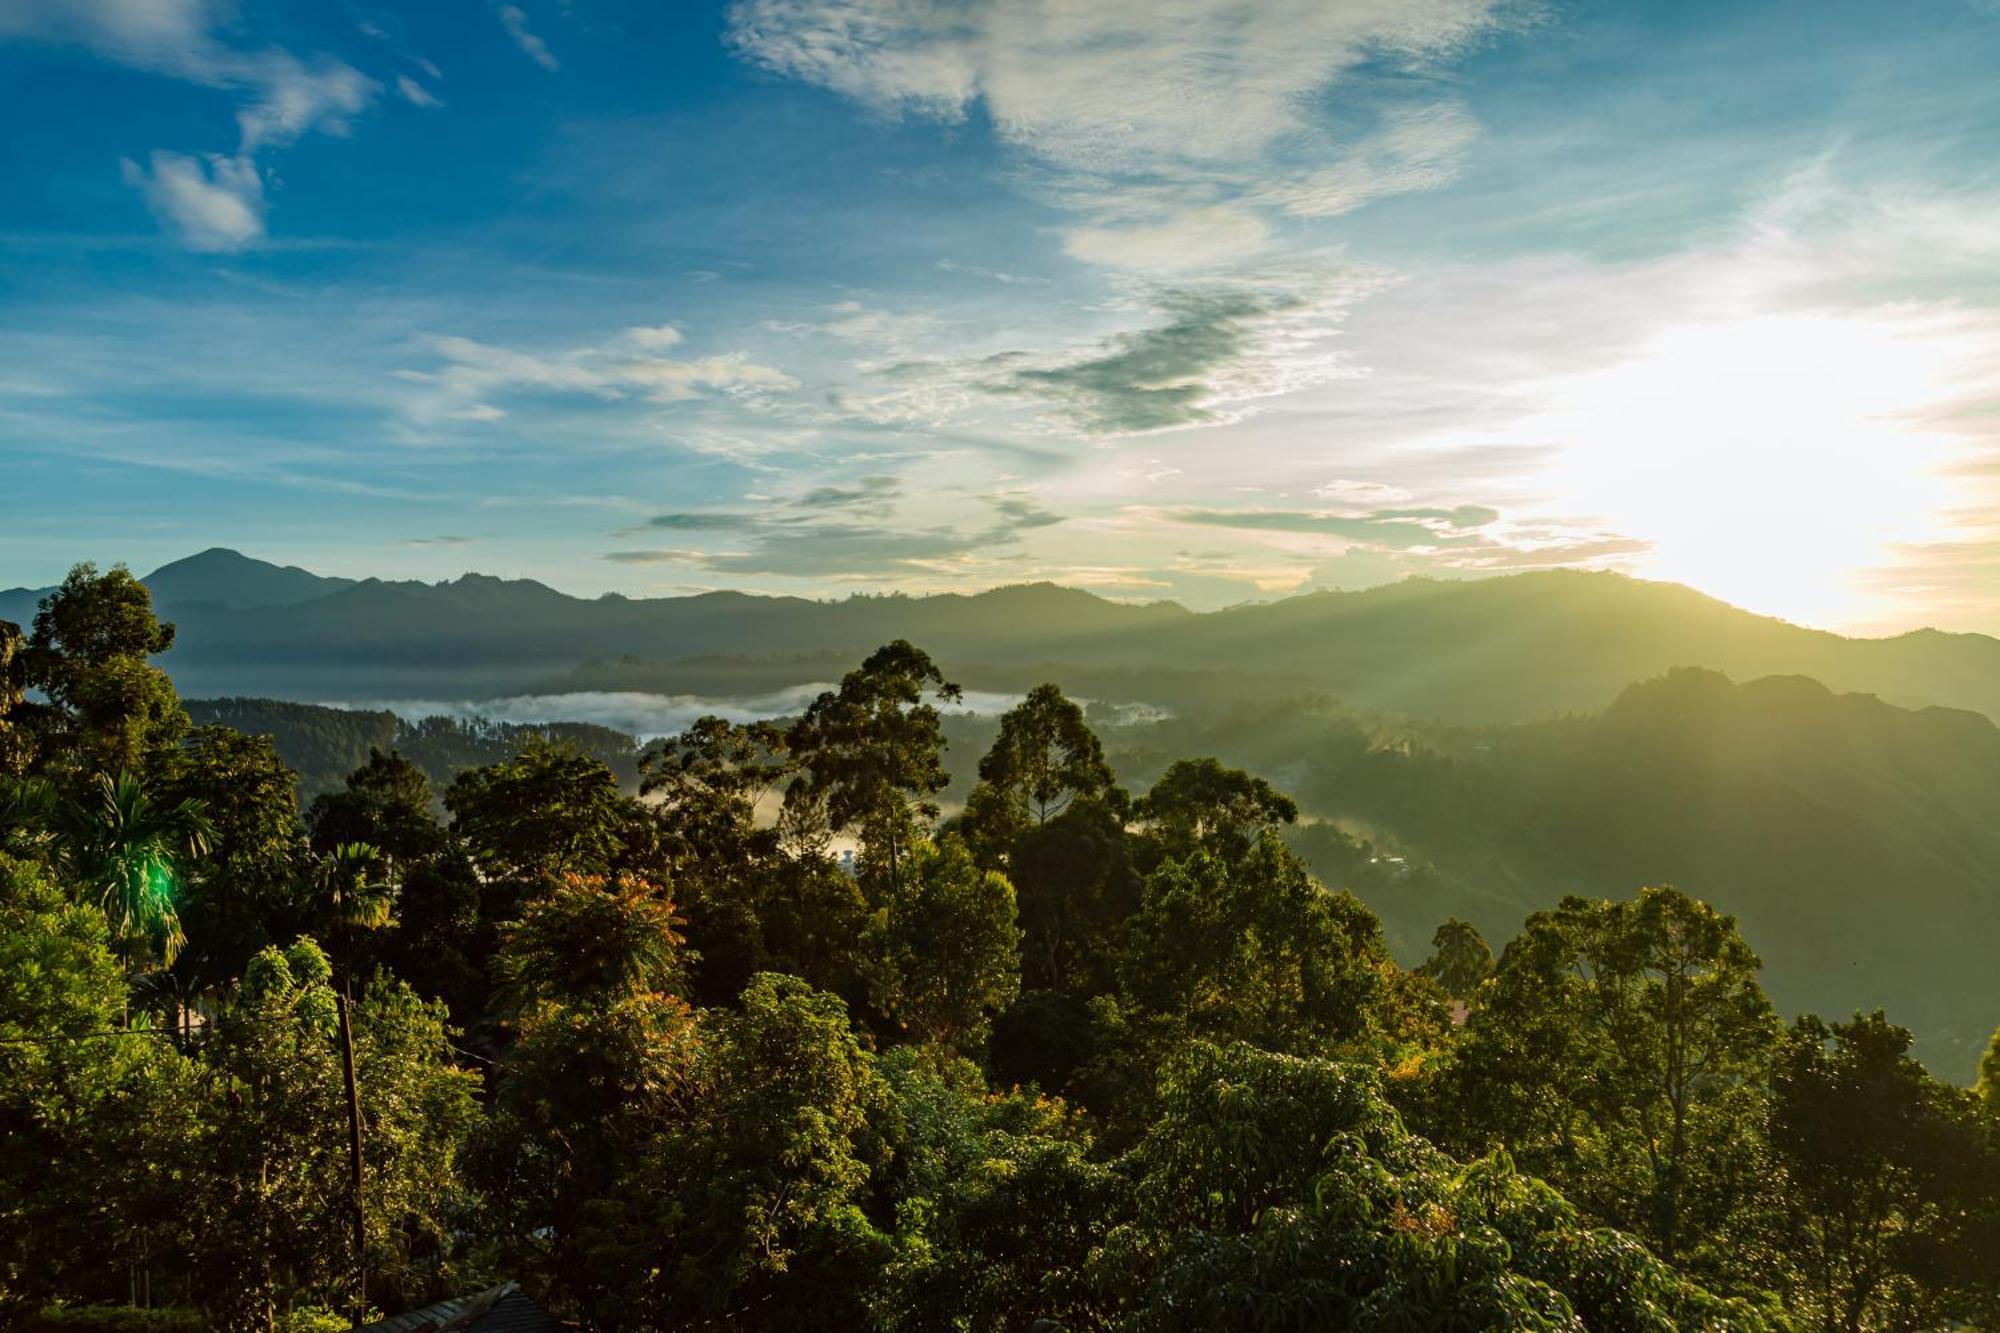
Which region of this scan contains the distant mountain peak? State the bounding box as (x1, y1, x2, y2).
(142, 548, 354, 612)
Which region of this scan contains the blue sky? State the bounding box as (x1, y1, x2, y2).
(3, 0, 1998, 632)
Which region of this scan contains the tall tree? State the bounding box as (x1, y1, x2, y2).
(872, 1047, 1119, 1333)
(192, 938, 480, 1330)
(445, 739, 634, 882)
(20, 564, 187, 781)
(859, 835, 1021, 1050)
(495, 872, 688, 1009)
(0, 853, 198, 1311)
(975, 684, 1116, 829)
(1418, 916, 1495, 999)
(619, 974, 893, 1330)
(1770, 1010, 1999, 1330)
(1119, 835, 1386, 1057)
(640, 717, 792, 1003)
(785, 641, 960, 891)
(1005, 795, 1141, 994)
(1448, 886, 1779, 1274)
(1135, 757, 1297, 863)
(159, 726, 305, 995)
(641, 716, 788, 869)
(307, 748, 444, 865)
(474, 873, 698, 1316)
(0, 619, 30, 775)
(1106, 1039, 1782, 1332)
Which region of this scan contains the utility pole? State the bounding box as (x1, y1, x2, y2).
(336, 987, 367, 1327)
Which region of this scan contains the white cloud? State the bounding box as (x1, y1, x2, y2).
(1255, 101, 1482, 217)
(231, 49, 376, 151)
(766, 300, 944, 354)
(625, 324, 686, 350)
(729, 0, 1504, 173)
(396, 74, 442, 108)
(2, 2, 379, 152)
(119, 151, 264, 251)
(846, 261, 1384, 437)
(0, 0, 214, 66)
(728, 0, 1513, 269)
(1, 0, 381, 249)
(498, 5, 560, 72)
(618, 352, 795, 401)
(400, 329, 796, 422)
(1062, 204, 1271, 273)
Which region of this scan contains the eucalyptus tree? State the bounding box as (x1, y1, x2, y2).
(785, 640, 959, 892)
(1418, 916, 1495, 999)
(976, 684, 1116, 829)
(19, 563, 187, 782)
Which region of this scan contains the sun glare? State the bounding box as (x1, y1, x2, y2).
(1517, 309, 1988, 629)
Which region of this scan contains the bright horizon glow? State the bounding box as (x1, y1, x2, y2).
(1521, 310, 1991, 628)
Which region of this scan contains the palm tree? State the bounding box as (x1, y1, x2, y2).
(304, 841, 396, 980)
(57, 771, 212, 971)
(0, 774, 57, 853)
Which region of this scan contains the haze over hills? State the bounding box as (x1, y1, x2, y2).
(6, 549, 2000, 724)
(1119, 669, 2000, 1078)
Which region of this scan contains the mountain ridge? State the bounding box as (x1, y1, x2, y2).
(4, 551, 1999, 724)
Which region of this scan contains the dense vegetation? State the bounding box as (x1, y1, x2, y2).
(2, 565, 1997, 1331)
(191, 670, 2000, 1078)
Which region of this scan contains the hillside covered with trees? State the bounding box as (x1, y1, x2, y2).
(2, 565, 1998, 1331)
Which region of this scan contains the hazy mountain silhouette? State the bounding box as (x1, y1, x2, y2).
(0, 546, 352, 621)
(5, 551, 2000, 726)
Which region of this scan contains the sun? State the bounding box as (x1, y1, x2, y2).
(1515, 307, 1990, 629)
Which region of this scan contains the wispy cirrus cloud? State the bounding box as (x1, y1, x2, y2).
(497, 4, 560, 73)
(396, 74, 443, 108)
(998, 276, 1372, 434)
(614, 489, 1064, 578)
(727, 0, 1521, 270)
(1171, 504, 1501, 549)
(843, 263, 1382, 438)
(395, 325, 795, 424)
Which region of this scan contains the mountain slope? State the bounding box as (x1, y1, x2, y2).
(141, 547, 355, 610)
